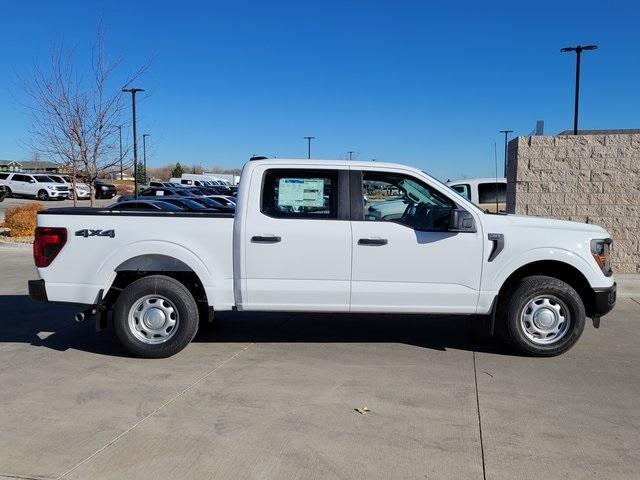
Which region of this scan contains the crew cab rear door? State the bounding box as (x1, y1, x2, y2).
(241, 164, 352, 311)
(350, 168, 483, 313)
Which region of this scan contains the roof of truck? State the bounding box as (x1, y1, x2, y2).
(247, 157, 420, 171)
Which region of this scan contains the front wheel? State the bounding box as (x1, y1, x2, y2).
(113, 275, 200, 358)
(37, 190, 49, 201)
(501, 275, 586, 357)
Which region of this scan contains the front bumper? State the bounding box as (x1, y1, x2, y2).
(28, 279, 48, 303)
(592, 282, 616, 317)
(98, 189, 116, 198)
(48, 190, 69, 198)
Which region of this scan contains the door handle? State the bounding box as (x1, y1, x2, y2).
(358, 238, 388, 246)
(251, 235, 281, 243)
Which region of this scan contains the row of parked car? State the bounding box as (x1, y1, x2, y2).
(112, 184, 237, 213)
(0, 172, 117, 201)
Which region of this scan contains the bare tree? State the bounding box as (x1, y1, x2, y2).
(21, 28, 147, 206)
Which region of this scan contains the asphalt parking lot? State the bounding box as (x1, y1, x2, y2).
(0, 249, 639, 480)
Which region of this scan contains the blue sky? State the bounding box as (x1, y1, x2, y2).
(1, 0, 639, 180)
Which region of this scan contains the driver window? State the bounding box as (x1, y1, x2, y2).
(362, 172, 455, 231)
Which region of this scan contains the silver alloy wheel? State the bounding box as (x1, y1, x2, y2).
(520, 295, 571, 345)
(127, 294, 179, 344)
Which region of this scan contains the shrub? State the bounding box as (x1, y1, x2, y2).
(3, 203, 44, 237)
(115, 183, 134, 196)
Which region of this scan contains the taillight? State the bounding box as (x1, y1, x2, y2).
(34, 227, 67, 268)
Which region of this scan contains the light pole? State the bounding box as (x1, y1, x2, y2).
(122, 88, 144, 198)
(561, 44, 597, 135)
(303, 136, 315, 159)
(142, 134, 150, 183)
(347, 151, 354, 161)
(499, 130, 513, 176)
(118, 125, 124, 180)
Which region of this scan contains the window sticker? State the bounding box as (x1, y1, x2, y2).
(277, 178, 325, 208)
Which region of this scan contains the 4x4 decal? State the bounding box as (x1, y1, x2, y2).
(75, 229, 115, 238)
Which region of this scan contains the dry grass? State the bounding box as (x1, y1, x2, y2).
(3, 203, 45, 237)
(115, 183, 134, 196)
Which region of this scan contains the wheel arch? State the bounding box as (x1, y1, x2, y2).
(101, 253, 212, 314)
(496, 260, 597, 317)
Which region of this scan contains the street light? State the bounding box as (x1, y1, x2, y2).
(499, 130, 513, 176)
(560, 44, 598, 135)
(347, 151, 355, 161)
(303, 136, 315, 159)
(142, 133, 150, 183)
(118, 125, 124, 180)
(122, 87, 144, 198)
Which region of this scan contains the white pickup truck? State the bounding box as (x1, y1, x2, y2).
(29, 158, 616, 358)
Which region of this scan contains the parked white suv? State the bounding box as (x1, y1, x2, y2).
(48, 174, 91, 200)
(0, 173, 69, 200)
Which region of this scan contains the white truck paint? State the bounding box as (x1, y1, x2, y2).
(29, 158, 616, 358)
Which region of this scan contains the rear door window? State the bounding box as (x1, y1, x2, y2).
(478, 182, 506, 204)
(261, 169, 338, 219)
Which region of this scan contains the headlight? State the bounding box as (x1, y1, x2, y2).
(591, 238, 612, 276)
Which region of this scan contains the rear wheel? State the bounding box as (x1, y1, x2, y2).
(113, 275, 199, 358)
(500, 275, 586, 357)
(37, 190, 49, 201)
(4, 187, 11, 198)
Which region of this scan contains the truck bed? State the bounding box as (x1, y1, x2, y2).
(36, 208, 235, 308)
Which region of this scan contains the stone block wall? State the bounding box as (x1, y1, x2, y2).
(506, 134, 640, 273)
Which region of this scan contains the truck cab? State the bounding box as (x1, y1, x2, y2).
(29, 158, 616, 358)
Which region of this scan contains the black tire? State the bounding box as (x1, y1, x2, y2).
(4, 187, 11, 198)
(113, 275, 199, 358)
(499, 275, 586, 357)
(37, 189, 49, 201)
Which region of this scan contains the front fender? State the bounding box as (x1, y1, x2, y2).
(491, 247, 609, 291)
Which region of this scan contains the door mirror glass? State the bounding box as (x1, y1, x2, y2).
(449, 209, 476, 232)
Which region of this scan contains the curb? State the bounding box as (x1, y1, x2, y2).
(616, 274, 640, 298)
(0, 240, 32, 250)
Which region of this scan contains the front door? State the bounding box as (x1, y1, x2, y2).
(241, 165, 352, 311)
(350, 169, 483, 314)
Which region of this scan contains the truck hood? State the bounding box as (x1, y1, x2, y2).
(496, 214, 608, 235)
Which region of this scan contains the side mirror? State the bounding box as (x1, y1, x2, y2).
(449, 208, 476, 233)
(29, 179, 36, 183)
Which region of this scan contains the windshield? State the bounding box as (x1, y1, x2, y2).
(182, 199, 206, 210)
